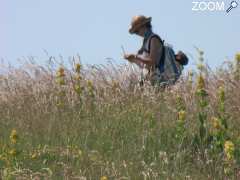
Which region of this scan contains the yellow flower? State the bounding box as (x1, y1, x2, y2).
(10, 129, 18, 144)
(31, 152, 37, 159)
(224, 141, 235, 160)
(197, 75, 205, 90)
(87, 80, 93, 88)
(74, 84, 82, 95)
(56, 67, 66, 85)
(9, 149, 17, 156)
(178, 110, 186, 122)
(212, 117, 222, 130)
(218, 86, 225, 102)
(236, 53, 240, 62)
(87, 80, 94, 95)
(75, 63, 81, 73)
(100, 176, 108, 180)
(75, 74, 82, 81)
(57, 67, 65, 77)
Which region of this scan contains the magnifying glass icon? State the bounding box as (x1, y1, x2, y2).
(226, 1, 238, 13)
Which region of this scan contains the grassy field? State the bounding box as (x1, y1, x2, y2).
(0, 52, 240, 179)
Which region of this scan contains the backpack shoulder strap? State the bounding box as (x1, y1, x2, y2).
(147, 34, 165, 73)
(148, 35, 163, 49)
(146, 34, 164, 53)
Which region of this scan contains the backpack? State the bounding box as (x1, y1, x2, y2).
(139, 33, 188, 85)
(149, 35, 188, 83)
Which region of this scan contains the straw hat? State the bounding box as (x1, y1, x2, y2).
(129, 15, 152, 34)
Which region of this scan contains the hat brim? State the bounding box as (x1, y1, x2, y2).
(129, 17, 152, 34)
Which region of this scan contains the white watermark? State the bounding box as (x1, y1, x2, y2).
(192, 1, 225, 11)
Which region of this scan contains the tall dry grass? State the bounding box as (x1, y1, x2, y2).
(0, 54, 240, 179)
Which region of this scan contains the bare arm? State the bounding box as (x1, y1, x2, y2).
(131, 37, 162, 68)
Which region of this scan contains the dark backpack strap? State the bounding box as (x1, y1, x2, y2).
(148, 35, 165, 73)
(139, 34, 165, 73)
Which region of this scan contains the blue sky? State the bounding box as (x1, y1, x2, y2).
(1, 0, 240, 69)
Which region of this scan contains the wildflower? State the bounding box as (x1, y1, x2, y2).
(196, 48, 204, 61)
(218, 86, 225, 112)
(224, 141, 235, 161)
(56, 67, 66, 85)
(56, 67, 65, 77)
(176, 95, 185, 111)
(31, 152, 37, 159)
(57, 78, 65, 85)
(197, 63, 205, 71)
(75, 74, 82, 81)
(212, 117, 222, 130)
(100, 176, 108, 180)
(74, 84, 82, 95)
(87, 80, 94, 97)
(218, 86, 225, 102)
(188, 70, 194, 84)
(75, 63, 81, 73)
(9, 149, 17, 156)
(178, 110, 186, 122)
(197, 75, 205, 90)
(10, 129, 18, 144)
(196, 75, 208, 99)
(236, 53, 240, 63)
(87, 80, 93, 88)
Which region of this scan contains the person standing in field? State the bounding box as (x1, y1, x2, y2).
(124, 15, 187, 86)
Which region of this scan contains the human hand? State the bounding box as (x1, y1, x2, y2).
(124, 54, 136, 62)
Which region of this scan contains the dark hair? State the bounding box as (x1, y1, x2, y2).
(175, 51, 189, 66)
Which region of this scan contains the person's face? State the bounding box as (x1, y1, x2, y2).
(134, 26, 145, 37)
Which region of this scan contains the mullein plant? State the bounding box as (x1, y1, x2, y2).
(86, 80, 95, 98)
(86, 80, 96, 112)
(194, 49, 210, 147)
(223, 140, 236, 176)
(73, 63, 84, 108)
(187, 70, 194, 89)
(211, 86, 229, 152)
(1, 129, 21, 171)
(56, 66, 66, 108)
(9, 129, 20, 159)
(74, 63, 83, 97)
(215, 85, 237, 176)
(5, 129, 21, 177)
(175, 95, 187, 143)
